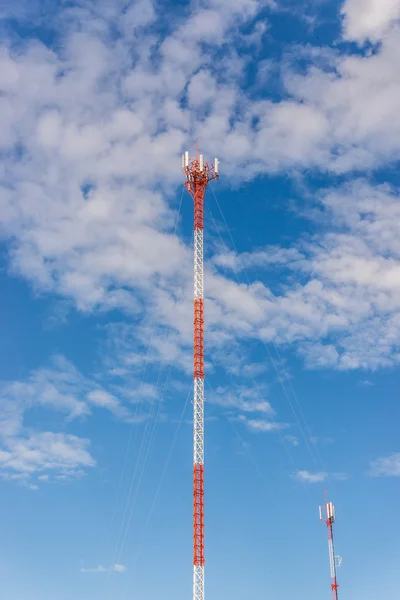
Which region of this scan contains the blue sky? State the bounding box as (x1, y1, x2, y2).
(0, 0, 399, 598)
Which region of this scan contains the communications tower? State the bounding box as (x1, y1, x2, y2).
(182, 147, 219, 600)
(319, 495, 342, 600)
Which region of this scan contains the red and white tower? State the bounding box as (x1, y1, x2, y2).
(182, 147, 219, 600)
(319, 496, 342, 600)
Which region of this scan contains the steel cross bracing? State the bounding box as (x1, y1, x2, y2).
(320, 500, 340, 600)
(328, 525, 339, 600)
(182, 150, 219, 600)
(193, 377, 205, 465)
(193, 565, 205, 600)
(194, 230, 204, 300)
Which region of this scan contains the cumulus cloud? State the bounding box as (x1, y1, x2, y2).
(2, 0, 399, 321)
(341, 0, 400, 42)
(281, 28, 400, 173)
(370, 453, 400, 476)
(0, 432, 95, 475)
(212, 179, 400, 370)
(0, 0, 400, 495)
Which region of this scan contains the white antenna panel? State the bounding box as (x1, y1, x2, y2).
(199, 154, 204, 172)
(327, 503, 335, 521)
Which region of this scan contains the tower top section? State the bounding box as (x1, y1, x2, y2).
(182, 150, 219, 188)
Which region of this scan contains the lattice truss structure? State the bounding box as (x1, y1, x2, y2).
(320, 500, 342, 600)
(182, 149, 219, 600)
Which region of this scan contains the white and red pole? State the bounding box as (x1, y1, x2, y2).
(320, 495, 341, 600)
(183, 147, 219, 600)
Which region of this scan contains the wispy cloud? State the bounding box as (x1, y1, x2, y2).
(284, 435, 299, 447)
(0, 355, 147, 484)
(80, 563, 126, 574)
(370, 453, 400, 477)
(0, 432, 95, 476)
(358, 380, 375, 388)
(238, 415, 289, 433)
(294, 470, 327, 484)
(211, 385, 274, 416)
(332, 472, 350, 482)
(293, 470, 349, 483)
(86, 389, 129, 419)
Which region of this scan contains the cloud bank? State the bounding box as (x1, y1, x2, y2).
(1, 0, 400, 484)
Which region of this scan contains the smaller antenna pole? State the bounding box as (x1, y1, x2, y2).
(319, 494, 341, 600)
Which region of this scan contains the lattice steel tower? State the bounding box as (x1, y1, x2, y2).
(319, 496, 342, 600)
(182, 147, 219, 600)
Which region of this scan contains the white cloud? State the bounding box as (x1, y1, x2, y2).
(4, 0, 400, 509)
(281, 28, 400, 173)
(293, 470, 348, 483)
(0, 356, 91, 425)
(1, 0, 400, 397)
(211, 179, 400, 371)
(213, 246, 304, 273)
(80, 563, 126, 574)
(226, 358, 269, 379)
(341, 0, 400, 42)
(294, 470, 327, 483)
(0, 432, 95, 475)
(0, 354, 131, 430)
(238, 415, 289, 432)
(0, 355, 147, 483)
(87, 389, 128, 418)
(370, 453, 400, 476)
(80, 565, 108, 573)
(211, 385, 274, 415)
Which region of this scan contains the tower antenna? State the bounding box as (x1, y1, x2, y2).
(182, 148, 219, 600)
(319, 493, 342, 600)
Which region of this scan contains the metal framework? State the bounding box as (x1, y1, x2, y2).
(182, 147, 219, 600)
(319, 496, 342, 600)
